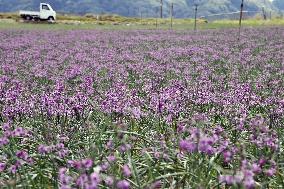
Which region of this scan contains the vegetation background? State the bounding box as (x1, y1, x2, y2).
(0, 0, 284, 18)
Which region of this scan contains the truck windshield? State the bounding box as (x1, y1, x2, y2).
(42, 5, 50, 10)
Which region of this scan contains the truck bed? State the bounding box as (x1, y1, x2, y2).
(19, 10, 40, 16)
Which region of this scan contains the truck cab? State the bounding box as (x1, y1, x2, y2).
(40, 3, 56, 21)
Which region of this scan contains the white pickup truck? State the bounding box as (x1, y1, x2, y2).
(19, 3, 56, 22)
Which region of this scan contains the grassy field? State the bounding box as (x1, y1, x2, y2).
(0, 12, 284, 30)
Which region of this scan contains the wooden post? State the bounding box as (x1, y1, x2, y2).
(156, 7, 158, 29)
(194, 4, 198, 31)
(238, 0, 244, 40)
(262, 7, 266, 20)
(170, 3, 173, 29)
(160, 0, 163, 18)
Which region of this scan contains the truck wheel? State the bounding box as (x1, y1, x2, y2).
(48, 17, 55, 23)
(25, 16, 32, 21)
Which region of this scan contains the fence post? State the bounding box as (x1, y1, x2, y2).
(156, 7, 158, 29)
(170, 3, 173, 29)
(238, 0, 244, 40)
(194, 4, 198, 31)
(262, 7, 266, 20)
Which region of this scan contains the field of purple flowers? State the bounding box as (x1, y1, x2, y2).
(0, 27, 283, 188)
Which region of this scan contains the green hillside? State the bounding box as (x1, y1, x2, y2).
(0, 0, 281, 18)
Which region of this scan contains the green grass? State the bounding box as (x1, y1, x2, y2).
(0, 12, 284, 30)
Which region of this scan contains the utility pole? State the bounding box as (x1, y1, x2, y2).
(238, 0, 244, 40)
(262, 7, 267, 20)
(170, 3, 173, 29)
(194, 4, 198, 31)
(156, 7, 159, 29)
(160, 0, 163, 18)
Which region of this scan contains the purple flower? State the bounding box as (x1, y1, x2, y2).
(223, 151, 232, 163)
(26, 157, 34, 165)
(68, 160, 82, 170)
(244, 177, 255, 189)
(122, 164, 132, 177)
(0, 137, 9, 146)
(265, 168, 276, 177)
(100, 162, 110, 172)
(177, 124, 185, 133)
(86, 182, 98, 189)
(90, 172, 101, 184)
(107, 155, 116, 163)
(148, 180, 162, 189)
(258, 158, 266, 167)
(106, 140, 113, 149)
(76, 174, 88, 187)
(131, 107, 142, 119)
(58, 168, 73, 186)
(38, 145, 51, 154)
(117, 180, 130, 189)
(0, 163, 6, 172)
(56, 143, 65, 149)
(251, 163, 261, 174)
(219, 175, 235, 185)
(12, 127, 26, 137)
(2, 122, 11, 130)
(9, 165, 17, 174)
(104, 176, 114, 186)
(119, 144, 132, 153)
(60, 185, 72, 189)
(16, 150, 29, 160)
(179, 140, 196, 153)
(57, 149, 69, 158)
(59, 167, 67, 175)
(82, 159, 93, 169)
